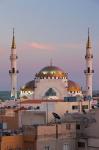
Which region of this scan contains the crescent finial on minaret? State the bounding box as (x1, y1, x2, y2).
(11, 28, 16, 49)
(86, 27, 92, 49)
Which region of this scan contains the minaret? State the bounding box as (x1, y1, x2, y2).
(84, 28, 94, 98)
(9, 28, 19, 99)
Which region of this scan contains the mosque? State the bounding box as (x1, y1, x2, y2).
(20, 65, 82, 99)
(9, 28, 94, 100)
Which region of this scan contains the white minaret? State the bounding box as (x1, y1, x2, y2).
(9, 28, 19, 99)
(84, 28, 94, 98)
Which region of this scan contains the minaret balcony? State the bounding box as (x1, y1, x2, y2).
(9, 70, 12, 74)
(92, 70, 94, 73)
(16, 70, 19, 74)
(9, 68, 19, 74)
(84, 70, 94, 74)
(85, 54, 93, 59)
(10, 55, 18, 60)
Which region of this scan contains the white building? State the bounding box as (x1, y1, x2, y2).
(20, 65, 82, 100)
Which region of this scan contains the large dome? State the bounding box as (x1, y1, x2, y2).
(36, 66, 67, 78)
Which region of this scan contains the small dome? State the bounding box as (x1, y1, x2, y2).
(36, 66, 67, 78)
(20, 79, 81, 93)
(68, 80, 81, 92)
(20, 80, 35, 91)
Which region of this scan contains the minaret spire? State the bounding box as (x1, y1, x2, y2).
(11, 28, 16, 49)
(86, 28, 91, 49)
(84, 28, 94, 98)
(9, 28, 19, 99)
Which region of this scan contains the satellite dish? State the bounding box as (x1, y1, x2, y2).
(52, 112, 61, 120)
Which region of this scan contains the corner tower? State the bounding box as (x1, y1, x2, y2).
(9, 28, 19, 99)
(84, 28, 94, 98)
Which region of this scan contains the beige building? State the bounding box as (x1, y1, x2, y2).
(18, 99, 91, 126)
(0, 109, 96, 150)
(0, 103, 99, 150)
(0, 120, 84, 150)
(0, 100, 91, 128)
(21, 111, 46, 126)
(83, 109, 99, 150)
(0, 108, 18, 130)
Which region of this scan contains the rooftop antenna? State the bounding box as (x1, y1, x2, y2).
(52, 112, 60, 139)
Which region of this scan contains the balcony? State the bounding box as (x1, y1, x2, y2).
(84, 70, 94, 74)
(85, 54, 93, 59)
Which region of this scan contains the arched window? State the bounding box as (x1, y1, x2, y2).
(45, 88, 56, 96)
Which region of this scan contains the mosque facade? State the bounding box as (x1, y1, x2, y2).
(20, 65, 82, 99)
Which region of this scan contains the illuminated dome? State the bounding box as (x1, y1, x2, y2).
(20, 66, 82, 99)
(36, 66, 67, 79)
(20, 80, 81, 92)
(20, 80, 35, 91)
(68, 80, 81, 92)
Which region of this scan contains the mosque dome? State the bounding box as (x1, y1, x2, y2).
(35, 66, 67, 79)
(20, 80, 35, 91)
(20, 80, 81, 93)
(68, 80, 81, 92)
(20, 66, 82, 99)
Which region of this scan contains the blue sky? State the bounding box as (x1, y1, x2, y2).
(0, 0, 99, 90)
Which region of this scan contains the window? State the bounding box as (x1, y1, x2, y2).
(66, 123, 71, 130)
(45, 88, 56, 96)
(76, 124, 80, 130)
(88, 67, 90, 73)
(63, 144, 69, 150)
(78, 142, 85, 148)
(72, 105, 78, 110)
(12, 67, 15, 73)
(44, 145, 50, 150)
(82, 105, 88, 109)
